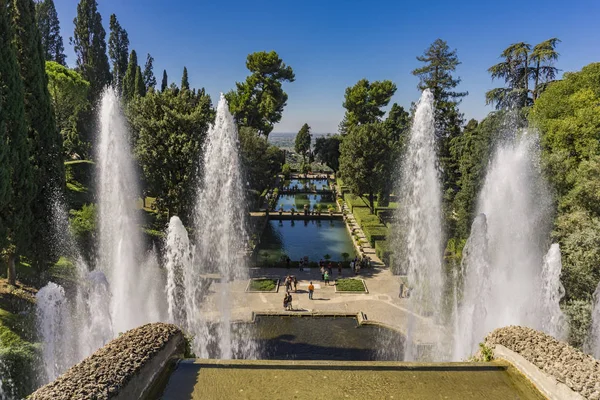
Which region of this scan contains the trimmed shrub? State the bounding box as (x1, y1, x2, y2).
(343, 193, 368, 211)
(353, 207, 379, 227)
(375, 240, 393, 265)
(363, 226, 388, 247)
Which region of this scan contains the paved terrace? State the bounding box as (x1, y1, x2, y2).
(198, 265, 446, 346)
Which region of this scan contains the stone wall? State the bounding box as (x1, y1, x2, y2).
(29, 323, 185, 400)
(485, 326, 600, 399)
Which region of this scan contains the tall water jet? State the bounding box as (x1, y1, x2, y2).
(539, 243, 567, 339)
(395, 89, 445, 360)
(36, 283, 72, 382)
(454, 131, 556, 359)
(453, 214, 491, 360)
(193, 94, 253, 359)
(96, 87, 164, 334)
(165, 216, 192, 326)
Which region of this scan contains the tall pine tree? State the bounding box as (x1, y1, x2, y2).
(12, 0, 65, 272)
(0, 0, 34, 285)
(72, 0, 111, 102)
(143, 53, 156, 90)
(122, 49, 137, 102)
(108, 13, 128, 93)
(412, 39, 467, 238)
(134, 65, 145, 97)
(181, 66, 189, 91)
(160, 69, 167, 91)
(34, 0, 65, 65)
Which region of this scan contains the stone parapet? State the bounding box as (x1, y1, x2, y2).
(29, 323, 185, 400)
(485, 326, 600, 399)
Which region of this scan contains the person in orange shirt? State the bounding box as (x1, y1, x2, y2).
(308, 281, 315, 300)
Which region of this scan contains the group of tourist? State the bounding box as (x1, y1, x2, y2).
(350, 256, 371, 274)
(284, 275, 298, 292)
(318, 259, 341, 286)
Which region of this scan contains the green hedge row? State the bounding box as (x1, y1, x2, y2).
(375, 240, 393, 265)
(343, 193, 368, 211)
(363, 226, 388, 247)
(353, 207, 380, 227)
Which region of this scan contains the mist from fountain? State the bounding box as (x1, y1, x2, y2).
(395, 89, 445, 360)
(192, 94, 254, 359)
(96, 87, 165, 334)
(453, 131, 563, 359)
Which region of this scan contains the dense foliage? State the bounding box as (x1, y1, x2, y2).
(226, 51, 295, 137)
(294, 123, 311, 162)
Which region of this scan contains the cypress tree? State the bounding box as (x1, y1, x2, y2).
(108, 13, 129, 93)
(12, 0, 65, 271)
(134, 65, 145, 97)
(142, 53, 156, 89)
(72, 0, 111, 102)
(34, 0, 65, 65)
(122, 49, 137, 102)
(161, 69, 167, 92)
(181, 66, 189, 91)
(0, 0, 34, 285)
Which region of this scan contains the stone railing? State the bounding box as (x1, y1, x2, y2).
(29, 323, 185, 400)
(485, 326, 600, 399)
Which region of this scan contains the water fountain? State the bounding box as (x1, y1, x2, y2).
(165, 216, 193, 328)
(453, 131, 564, 360)
(192, 94, 254, 359)
(395, 89, 445, 360)
(96, 87, 164, 334)
(35, 282, 72, 382)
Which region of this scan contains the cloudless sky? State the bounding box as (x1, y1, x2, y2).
(54, 0, 600, 133)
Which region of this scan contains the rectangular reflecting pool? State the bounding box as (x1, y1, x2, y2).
(284, 179, 330, 191)
(255, 219, 355, 263)
(277, 193, 336, 211)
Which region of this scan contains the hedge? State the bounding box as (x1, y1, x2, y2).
(375, 240, 393, 265)
(352, 207, 378, 226)
(343, 193, 368, 211)
(363, 226, 388, 247)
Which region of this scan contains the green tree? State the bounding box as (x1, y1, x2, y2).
(340, 79, 397, 133)
(226, 51, 295, 137)
(134, 64, 145, 97)
(0, 0, 34, 285)
(160, 69, 167, 91)
(181, 66, 189, 91)
(12, 0, 65, 272)
(486, 39, 560, 109)
(530, 62, 600, 303)
(72, 0, 111, 102)
(314, 135, 341, 172)
(294, 123, 311, 162)
(143, 53, 156, 90)
(129, 86, 213, 219)
(108, 13, 129, 93)
(339, 123, 393, 212)
(239, 127, 283, 193)
(35, 0, 65, 65)
(46, 61, 90, 158)
(122, 49, 137, 102)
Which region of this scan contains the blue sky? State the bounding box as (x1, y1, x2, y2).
(54, 0, 600, 133)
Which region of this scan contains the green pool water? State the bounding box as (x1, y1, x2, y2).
(255, 219, 355, 264)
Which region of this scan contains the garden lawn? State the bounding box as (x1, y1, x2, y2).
(249, 278, 278, 292)
(336, 278, 366, 292)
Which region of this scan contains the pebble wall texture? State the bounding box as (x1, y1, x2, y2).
(485, 326, 600, 400)
(29, 323, 184, 400)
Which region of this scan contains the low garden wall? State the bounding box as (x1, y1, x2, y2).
(29, 323, 185, 400)
(485, 326, 600, 399)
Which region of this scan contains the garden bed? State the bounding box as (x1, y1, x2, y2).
(335, 278, 368, 293)
(246, 278, 279, 293)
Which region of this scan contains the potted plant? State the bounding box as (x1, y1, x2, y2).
(290, 206, 295, 216)
(328, 206, 335, 216)
(316, 203, 322, 215)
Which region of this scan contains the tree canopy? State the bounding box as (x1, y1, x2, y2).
(226, 51, 295, 137)
(340, 79, 396, 133)
(294, 123, 311, 162)
(108, 13, 129, 93)
(35, 0, 65, 65)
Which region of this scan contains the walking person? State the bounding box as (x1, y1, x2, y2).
(324, 271, 330, 286)
(308, 281, 314, 300)
(320, 265, 325, 281)
(293, 276, 298, 292)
